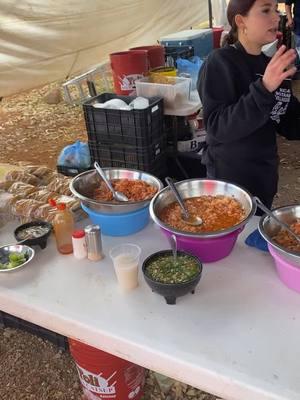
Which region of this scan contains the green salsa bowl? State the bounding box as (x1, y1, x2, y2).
(142, 250, 202, 304)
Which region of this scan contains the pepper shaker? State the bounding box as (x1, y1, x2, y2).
(84, 225, 104, 261)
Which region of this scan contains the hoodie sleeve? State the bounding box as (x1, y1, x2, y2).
(198, 50, 276, 144)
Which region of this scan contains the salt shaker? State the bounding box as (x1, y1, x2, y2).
(84, 225, 104, 261)
(72, 230, 87, 259)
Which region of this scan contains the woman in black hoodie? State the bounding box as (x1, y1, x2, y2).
(198, 0, 300, 209)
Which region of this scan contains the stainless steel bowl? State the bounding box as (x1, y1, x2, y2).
(258, 204, 300, 266)
(70, 168, 163, 214)
(0, 244, 35, 273)
(150, 179, 256, 238)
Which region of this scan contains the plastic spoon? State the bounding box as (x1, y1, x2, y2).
(165, 177, 203, 226)
(94, 161, 128, 202)
(254, 196, 300, 244)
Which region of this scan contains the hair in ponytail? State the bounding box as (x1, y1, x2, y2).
(222, 27, 238, 46)
(222, 0, 256, 47)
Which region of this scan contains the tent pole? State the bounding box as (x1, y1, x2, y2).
(208, 0, 213, 28)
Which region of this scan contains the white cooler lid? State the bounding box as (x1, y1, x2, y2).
(160, 29, 212, 42)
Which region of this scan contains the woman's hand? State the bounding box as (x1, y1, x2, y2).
(262, 45, 297, 93)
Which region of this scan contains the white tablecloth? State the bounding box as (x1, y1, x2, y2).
(1, 217, 300, 400)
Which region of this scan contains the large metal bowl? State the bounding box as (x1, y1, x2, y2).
(258, 204, 300, 266)
(0, 244, 35, 273)
(70, 168, 163, 214)
(150, 179, 256, 238)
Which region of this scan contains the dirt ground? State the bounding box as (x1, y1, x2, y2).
(0, 84, 86, 169)
(0, 82, 299, 400)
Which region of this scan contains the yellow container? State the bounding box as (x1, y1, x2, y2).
(149, 67, 176, 84)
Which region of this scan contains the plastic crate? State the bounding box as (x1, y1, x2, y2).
(83, 93, 164, 147)
(166, 152, 206, 181)
(88, 136, 166, 170)
(57, 165, 92, 177)
(149, 155, 168, 179)
(0, 311, 68, 351)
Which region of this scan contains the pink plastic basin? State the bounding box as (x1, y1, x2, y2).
(268, 244, 300, 293)
(161, 227, 243, 263)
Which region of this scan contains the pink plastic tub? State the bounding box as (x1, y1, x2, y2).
(150, 179, 255, 263)
(161, 227, 243, 263)
(268, 244, 300, 293)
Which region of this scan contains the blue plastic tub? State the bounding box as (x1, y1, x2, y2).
(81, 203, 150, 236)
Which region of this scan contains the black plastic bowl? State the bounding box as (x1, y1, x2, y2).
(14, 221, 53, 250)
(142, 250, 202, 305)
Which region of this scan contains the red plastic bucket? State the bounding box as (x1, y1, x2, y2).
(69, 339, 145, 400)
(129, 45, 165, 69)
(212, 27, 224, 48)
(110, 50, 149, 95)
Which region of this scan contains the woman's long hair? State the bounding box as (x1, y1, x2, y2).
(223, 0, 257, 45)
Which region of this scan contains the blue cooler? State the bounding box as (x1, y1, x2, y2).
(160, 29, 213, 59)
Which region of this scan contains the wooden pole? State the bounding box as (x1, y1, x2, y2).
(208, 0, 213, 28)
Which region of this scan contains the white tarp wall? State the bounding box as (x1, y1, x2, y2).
(0, 0, 210, 97)
(212, 0, 228, 27)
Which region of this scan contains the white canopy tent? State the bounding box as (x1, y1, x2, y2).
(0, 0, 228, 97)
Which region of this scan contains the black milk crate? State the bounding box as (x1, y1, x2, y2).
(0, 311, 68, 351)
(149, 155, 168, 179)
(83, 93, 164, 147)
(57, 165, 91, 177)
(88, 136, 167, 172)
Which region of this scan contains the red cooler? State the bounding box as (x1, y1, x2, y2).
(130, 45, 165, 69)
(213, 27, 224, 48)
(110, 50, 149, 95)
(69, 339, 145, 400)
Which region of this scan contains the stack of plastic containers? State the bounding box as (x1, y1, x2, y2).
(156, 29, 212, 179)
(83, 93, 167, 178)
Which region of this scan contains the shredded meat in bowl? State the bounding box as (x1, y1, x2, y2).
(272, 220, 300, 252)
(159, 195, 245, 233)
(93, 179, 157, 202)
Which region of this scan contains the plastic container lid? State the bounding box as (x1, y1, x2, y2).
(160, 29, 212, 42)
(72, 230, 85, 239)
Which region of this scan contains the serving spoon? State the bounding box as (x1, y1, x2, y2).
(254, 196, 300, 244)
(94, 161, 128, 202)
(170, 234, 178, 264)
(165, 177, 203, 226)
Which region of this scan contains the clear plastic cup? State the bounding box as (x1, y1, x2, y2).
(109, 243, 141, 291)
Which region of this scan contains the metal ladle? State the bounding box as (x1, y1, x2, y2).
(255, 196, 300, 244)
(170, 234, 177, 264)
(165, 177, 203, 226)
(94, 161, 128, 202)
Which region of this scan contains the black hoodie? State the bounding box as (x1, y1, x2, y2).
(198, 42, 300, 207)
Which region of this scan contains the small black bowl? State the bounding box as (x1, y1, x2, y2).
(14, 221, 53, 250)
(142, 250, 202, 305)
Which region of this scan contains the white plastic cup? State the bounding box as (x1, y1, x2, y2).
(109, 243, 141, 291)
